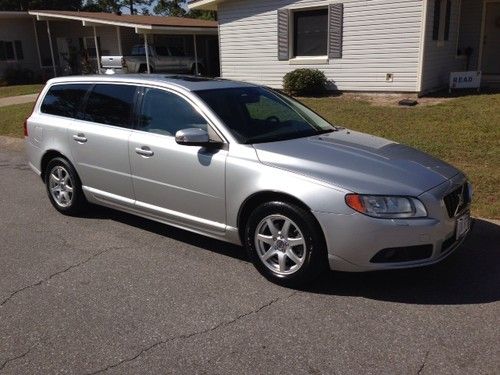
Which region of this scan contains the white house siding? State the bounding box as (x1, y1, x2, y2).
(457, 0, 483, 70)
(0, 18, 39, 76)
(420, 0, 465, 93)
(218, 0, 425, 92)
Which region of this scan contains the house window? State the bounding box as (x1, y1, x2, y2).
(432, 0, 452, 42)
(0, 40, 23, 61)
(293, 9, 328, 57)
(0, 41, 15, 61)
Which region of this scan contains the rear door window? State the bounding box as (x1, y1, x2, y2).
(41, 84, 90, 118)
(83, 84, 137, 128)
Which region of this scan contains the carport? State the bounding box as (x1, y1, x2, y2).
(27, 10, 219, 76)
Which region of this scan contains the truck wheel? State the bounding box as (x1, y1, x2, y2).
(139, 64, 154, 73)
(191, 64, 204, 76)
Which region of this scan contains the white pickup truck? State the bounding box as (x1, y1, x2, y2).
(101, 45, 204, 74)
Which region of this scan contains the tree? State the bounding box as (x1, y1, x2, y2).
(0, 0, 82, 11)
(81, 0, 152, 14)
(154, 0, 216, 20)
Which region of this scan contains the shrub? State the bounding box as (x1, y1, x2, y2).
(283, 68, 327, 96)
(2, 65, 35, 85)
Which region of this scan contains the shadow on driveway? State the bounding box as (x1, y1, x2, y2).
(83, 206, 500, 306)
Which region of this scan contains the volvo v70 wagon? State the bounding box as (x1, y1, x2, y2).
(25, 75, 472, 285)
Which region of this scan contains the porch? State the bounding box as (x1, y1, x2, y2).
(27, 11, 219, 78)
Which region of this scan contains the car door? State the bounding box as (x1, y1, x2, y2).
(66, 83, 137, 207)
(129, 86, 227, 234)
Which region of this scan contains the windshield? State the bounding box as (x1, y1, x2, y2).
(195, 87, 335, 144)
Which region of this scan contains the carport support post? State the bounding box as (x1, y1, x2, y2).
(193, 34, 198, 75)
(93, 26, 101, 74)
(144, 34, 151, 74)
(46, 21, 57, 77)
(116, 26, 122, 56)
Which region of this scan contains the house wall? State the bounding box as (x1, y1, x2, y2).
(0, 18, 39, 76)
(420, 0, 466, 93)
(217, 0, 425, 92)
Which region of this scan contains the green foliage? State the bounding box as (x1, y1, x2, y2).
(153, 0, 216, 20)
(2, 66, 35, 85)
(283, 69, 328, 96)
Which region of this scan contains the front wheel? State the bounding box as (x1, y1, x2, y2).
(245, 201, 328, 286)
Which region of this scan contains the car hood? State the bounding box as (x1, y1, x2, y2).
(253, 129, 459, 196)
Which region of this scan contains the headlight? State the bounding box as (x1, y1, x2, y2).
(345, 194, 427, 218)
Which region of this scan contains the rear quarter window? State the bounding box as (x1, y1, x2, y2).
(40, 84, 90, 118)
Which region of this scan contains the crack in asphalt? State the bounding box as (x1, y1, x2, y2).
(0, 348, 31, 373)
(0, 246, 121, 308)
(417, 350, 429, 374)
(87, 291, 297, 375)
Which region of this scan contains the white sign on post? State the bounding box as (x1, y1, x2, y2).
(449, 71, 482, 92)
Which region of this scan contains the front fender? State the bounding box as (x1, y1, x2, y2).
(225, 145, 352, 229)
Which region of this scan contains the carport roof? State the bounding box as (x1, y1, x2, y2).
(28, 10, 218, 33)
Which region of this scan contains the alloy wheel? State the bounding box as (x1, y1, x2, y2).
(254, 214, 307, 275)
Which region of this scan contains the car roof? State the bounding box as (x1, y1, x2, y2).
(46, 74, 258, 92)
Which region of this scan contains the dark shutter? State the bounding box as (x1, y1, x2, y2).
(328, 3, 343, 59)
(432, 0, 441, 41)
(444, 0, 451, 41)
(277, 9, 289, 61)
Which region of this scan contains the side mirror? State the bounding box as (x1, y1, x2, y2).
(175, 128, 210, 146)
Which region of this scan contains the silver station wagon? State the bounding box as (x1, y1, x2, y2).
(25, 75, 472, 286)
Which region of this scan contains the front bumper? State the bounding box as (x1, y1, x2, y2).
(314, 174, 472, 272)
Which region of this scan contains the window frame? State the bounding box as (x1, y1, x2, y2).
(432, 0, 452, 46)
(132, 85, 227, 144)
(292, 7, 329, 58)
(287, 5, 330, 64)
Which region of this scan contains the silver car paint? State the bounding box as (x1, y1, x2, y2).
(26, 75, 470, 272)
(253, 130, 459, 196)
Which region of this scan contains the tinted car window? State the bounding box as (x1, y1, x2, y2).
(41, 84, 90, 118)
(196, 87, 334, 144)
(138, 88, 207, 136)
(84, 84, 137, 128)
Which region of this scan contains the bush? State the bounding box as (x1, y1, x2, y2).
(283, 68, 327, 96)
(2, 65, 35, 85)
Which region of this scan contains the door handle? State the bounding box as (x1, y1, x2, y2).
(135, 146, 154, 157)
(73, 133, 87, 143)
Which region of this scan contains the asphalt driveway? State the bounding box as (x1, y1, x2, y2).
(0, 145, 499, 374)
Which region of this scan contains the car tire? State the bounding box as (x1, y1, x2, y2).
(45, 157, 87, 216)
(244, 201, 328, 287)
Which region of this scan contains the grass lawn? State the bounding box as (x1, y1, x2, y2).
(0, 102, 33, 137)
(0, 93, 498, 218)
(0, 84, 44, 98)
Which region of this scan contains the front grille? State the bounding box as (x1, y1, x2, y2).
(443, 183, 470, 218)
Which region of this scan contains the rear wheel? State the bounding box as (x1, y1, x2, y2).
(45, 157, 87, 215)
(245, 201, 327, 286)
